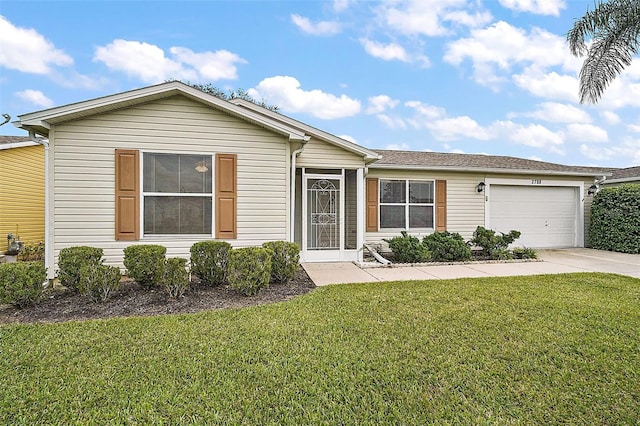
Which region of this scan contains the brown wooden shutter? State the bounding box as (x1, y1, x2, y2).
(435, 179, 447, 231)
(216, 153, 237, 239)
(115, 149, 140, 240)
(366, 178, 379, 232)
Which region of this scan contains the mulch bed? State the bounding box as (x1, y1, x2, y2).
(0, 267, 316, 325)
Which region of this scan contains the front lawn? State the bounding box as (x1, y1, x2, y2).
(1, 273, 639, 424)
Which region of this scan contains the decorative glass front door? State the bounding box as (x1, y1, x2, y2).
(307, 178, 341, 250)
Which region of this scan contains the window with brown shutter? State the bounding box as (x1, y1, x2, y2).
(216, 153, 237, 239)
(366, 178, 378, 232)
(435, 180, 447, 231)
(115, 149, 140, 240)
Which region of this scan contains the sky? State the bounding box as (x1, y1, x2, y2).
(1, 0, 640, 168)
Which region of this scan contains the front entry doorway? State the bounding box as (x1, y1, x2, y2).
(303, 173, 343, 261)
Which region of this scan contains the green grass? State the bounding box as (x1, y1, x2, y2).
(1, 273, 639, 424)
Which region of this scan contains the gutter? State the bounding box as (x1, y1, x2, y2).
(290, 138, 309, 243)
(28, 130, 52, 282)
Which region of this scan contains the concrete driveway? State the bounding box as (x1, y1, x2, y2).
(302, 248, 640, 286)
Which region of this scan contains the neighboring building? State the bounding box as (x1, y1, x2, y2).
(13, 81, 610, 278)
(602, 166, 640, 186)
(0, 136, 45, 252)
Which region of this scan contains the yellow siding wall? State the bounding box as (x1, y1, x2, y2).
(0, 144, 45, 249)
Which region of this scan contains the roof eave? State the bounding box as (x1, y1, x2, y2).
(368, 163, 612, 177)
(603, 177, 640, 184)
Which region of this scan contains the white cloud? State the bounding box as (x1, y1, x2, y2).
(377, 114, 407, 129)
(626, 124, 640, 133)
(169, 47, 246, 80)
(498, 0, 565, 16)
(360, 39, 409, 62)
(580, 139, 640, 165)
(290, 14, 341, 36)
(510, 102, 591, 124)
(94, 40, 245, 83)
(404, 101, 445, 120)
(565, 124, 608, 143)
(600, 111, 621, 125)
(0, 16, 73, 74)
(427, 116, 492, 141)
(15, 89, 54, 108)
(333, 0, 352, 12)
(444, 21, 569, 88)
(512, 67, 579, 101)
(366, 95, 399, 114)
(248, 76, 361, 119)
(506, 123, 565, 154)
(377, 0, 492, 37)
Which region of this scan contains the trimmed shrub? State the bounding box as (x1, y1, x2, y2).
(123, 245, 166, 288)
(589, 184, 640, 254)
(262, 241, 300, 284)
(512, 247, 537, 259)
(470, 226, 521, 259)
(0, 261, 47, 308)
(58, 246, 104, 292)
(17, 241, 45, 262)
(190, 241, 232, 286)
(422, 231, 471, 262)
(164, 257, 190, 298)
(228, 247, 272, 296)
(384, 231, 431, 263)
(78, 262, 122, 303)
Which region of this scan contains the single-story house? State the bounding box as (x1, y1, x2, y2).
(602, 166, 640, 186)
(0, 136, 45, 251)
(13, 81, 611, 278)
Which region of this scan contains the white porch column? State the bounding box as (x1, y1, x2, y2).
(356, 167, 364, 262)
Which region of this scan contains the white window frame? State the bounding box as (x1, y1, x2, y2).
(379, 179, 435, 230)
(140, 150, 215, 238)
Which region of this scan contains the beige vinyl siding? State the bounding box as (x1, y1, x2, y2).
(0, 144, 45, 246)
(365, 169, 485, 243)
(51, 95, 289, 269)
(296, 137, 365, 169)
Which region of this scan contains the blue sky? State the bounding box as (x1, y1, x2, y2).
(1, 0, 639, 168)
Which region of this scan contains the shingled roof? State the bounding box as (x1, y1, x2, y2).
(370, 150, 611, 177)
(0, 135, 32, 145)
(608, 166, 640, 182)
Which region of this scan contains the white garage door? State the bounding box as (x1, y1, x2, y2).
(488, 185, 578, 248)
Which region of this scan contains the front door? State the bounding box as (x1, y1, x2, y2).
(303, 175, 343, 261)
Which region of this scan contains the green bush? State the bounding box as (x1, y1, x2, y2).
(589, 184, 640, 254)
(123, 245, 166, 288)
(17, 241, 45, 262)
(164, 257, 190, 298)
(384, 231, 431, 263)
(470, 226, 521, 259)
(78, 262, 122, 303)
(190, 241, 231, 286)
(57, 246, 104, 292)
(422, 231, 471, 262)
(228, 247, 272, 296)
(262, 241, 300, 283)
(512, 247, 537, 259)
(0, 261, 47, 308)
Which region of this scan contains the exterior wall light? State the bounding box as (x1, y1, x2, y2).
(477, 181, 486, 193)
(587, 184, 598, 195)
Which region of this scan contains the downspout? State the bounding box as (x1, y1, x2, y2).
(28, 131, 51, 282)
(290, 138, 309, 243)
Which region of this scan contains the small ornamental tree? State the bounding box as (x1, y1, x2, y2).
(190, 241, 231, 286)
(228, 247, 272, 296)
(57, 246, 104, 292)
(384, 231, 431, 263)
(589, 184, 640, 253)
(262, 241, 300, 284)
(422, 231, 471, 262)
(470, 227, 521, 259)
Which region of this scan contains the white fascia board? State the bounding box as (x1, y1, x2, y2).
(229, 98, 381, 160)
(368, 163, 612, 177)
(603, 177, 640, 185)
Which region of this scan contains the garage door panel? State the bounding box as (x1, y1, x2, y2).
(489, 185, 577, 248)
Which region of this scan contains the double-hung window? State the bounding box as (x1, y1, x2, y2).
(379, 179, 434, 229)
(142, 153, 213, 235)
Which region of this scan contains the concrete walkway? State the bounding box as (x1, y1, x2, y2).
(302, 248, 640, 286)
